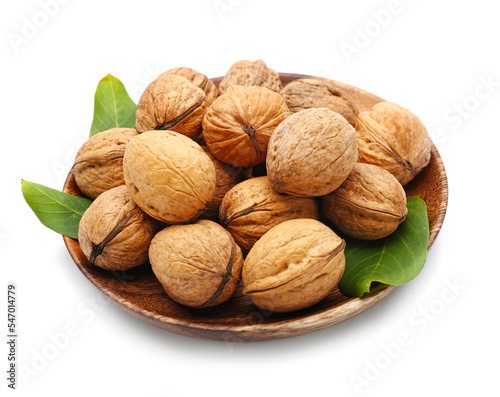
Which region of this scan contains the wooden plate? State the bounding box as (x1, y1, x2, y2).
(63, 73, 448, 342)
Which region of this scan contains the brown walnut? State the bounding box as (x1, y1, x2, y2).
(322, 163, 408, 240)
(219, 59, 282, 94)
(165, 67, 218, 108)
(356, 101, 431, 186)
(219, 177, 319, 253)
(280, 78, 359, 127)
(199, 146, 244, 220)
(242, 219, 345, 313)
(202, 85, 291, 167)
(267, 108, 358, 197)
(135, 73, 207, 140)
(72, 128, 138, 199)
(78, 185, 159, 271)
(149, 219, 243, 308)
(123, 131, 216, 224)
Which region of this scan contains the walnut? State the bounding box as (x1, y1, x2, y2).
(356, 101, 431, 186)
(219, 59, 282, 94)
(242, 219, 345, 313)
(72, 128, 138, 199)
(78, 185, 159, 271)
(199, 146, 244, 220)
(149, 219, 243, 308)
(202, 85, 291, 167)
(280, 78, 359, 126)
(267, 108, 358, 197)
(219, 177, 318, 253)
(165, 67, 218, 108)
(123, 130, 216, 224)
(322, 163, 408, 240)
(135, 73, 207, 140)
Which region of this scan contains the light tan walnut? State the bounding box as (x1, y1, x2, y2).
(219, 177, 318, 253)
(322, 163, 408, 240)
(242, 219, 345, 313)
(165, 67, 218, 108)
(135, 73, 207, 140)
(219, 59, 282, 94)
(267, 108, 358, 197)
(356, 101, 431, 186)
(123, 131, 216, 224)
(78, 185, 159, 271)
(149, 220, 243, 308)
(280, 78, 359, 127)
(202, 85, 290, 167)
(72, 128, 138, 199)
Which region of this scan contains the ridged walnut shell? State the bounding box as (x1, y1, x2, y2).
(149, 219, 244, 308)
(242, 219, 346, 313)
(219, 59, 282, 94)
(136, 73, 207, 140)
(322, 163, 408, 240)
(267, 108, 358, 197)
(123, 131, 216, 224)
(165, 67, 218, 108)
(202, 85, 291, 167)
(280, 78, 359, 127)
(356, 101, 431, 186)
(72, 128, 138, 199)
(78, 185, 159, 271)
(199, 146, 244, 220)
(219, 177, 319, 253)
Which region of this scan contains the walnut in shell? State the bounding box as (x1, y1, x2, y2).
(242, 219, 345, 313)
(135, 73, 207, 140)
(72, 128, 138, 199)
(149, 219, 243, 308)
(219, 59, 282, 94)
(322, 163, 408, 240)
(219, 177, 318, 253)
(78, 185, 159, 271)
(123, 131, 216, 224)
(165, 67, 218, 107)
(356, 101, 431, 186)
(199, 146, 244, 220)
(202, 85, 291, 167)
(267, 108, 358, 197)
(280, 78, 359, 126)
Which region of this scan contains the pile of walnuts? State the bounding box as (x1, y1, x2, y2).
(73, 59, 431, 313)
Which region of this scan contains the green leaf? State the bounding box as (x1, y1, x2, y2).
(89, 74, 137, 137)
(22, 180, 92, 239)
(338, 196, 429, 298)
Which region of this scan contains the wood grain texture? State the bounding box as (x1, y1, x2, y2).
(63, 73, 448, 342)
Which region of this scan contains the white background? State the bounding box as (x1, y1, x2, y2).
(1, 0, 499, 396)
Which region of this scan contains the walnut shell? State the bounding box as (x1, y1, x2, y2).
(78, 185, 159, 271)
(280, 78, 359, 126)
(165, 67, 218, 108)
(149, 219, 243, 308)
(242, 219, 345, 313)
(322, 163, 408, 240)
(219, 177, 319, 253)
(202, 85, 291, 167)
(72, 128, 138, 199)
(135, 73, 207, 140)
(267, 108, 358, 197)
(199, 146, 244, 220)
(219, 59, 282, 94)
(356, 101, 431, 186)
(123, 130, 216, 224)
